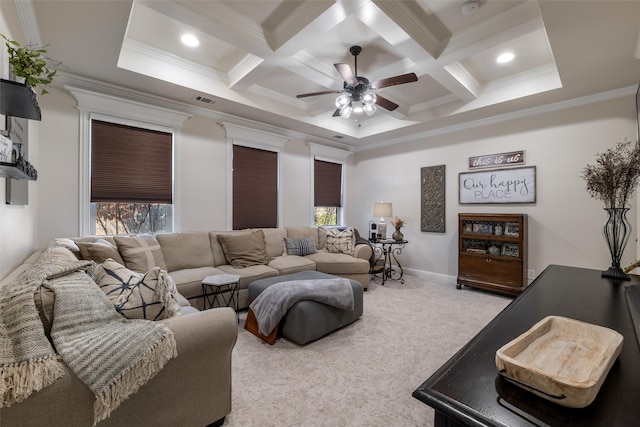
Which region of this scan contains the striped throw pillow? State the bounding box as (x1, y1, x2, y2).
(283, 236, 318, 256)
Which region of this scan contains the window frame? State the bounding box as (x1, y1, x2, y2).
(70, 87, 190, 236)
(87, 115, 176, 235)
(309, 143, 351, 227)
(220, 122, 289, 230)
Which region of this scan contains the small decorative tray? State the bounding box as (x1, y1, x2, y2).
(495, 316, 623, 408)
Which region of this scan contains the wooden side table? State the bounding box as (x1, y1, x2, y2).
(201, 274, 240, 316)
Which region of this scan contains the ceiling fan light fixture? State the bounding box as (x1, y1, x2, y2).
(363, 103, 377, 116)
(361, 90, 376, 105)
(340, 104, 353, 119)
(335, 93, 352, 109)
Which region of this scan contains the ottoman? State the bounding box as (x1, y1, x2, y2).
(247, 271, 364, 345)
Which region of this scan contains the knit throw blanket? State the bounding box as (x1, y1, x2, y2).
(0, 257, 177, 425)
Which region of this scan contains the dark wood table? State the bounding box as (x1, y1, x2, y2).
(413, 264, 640, 426)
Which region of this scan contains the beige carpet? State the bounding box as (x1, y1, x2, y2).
(226, 275, 511, 426)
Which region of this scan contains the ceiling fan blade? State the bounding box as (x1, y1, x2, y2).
(375, 94, 399, 111)
(370, 73, 418, 90)
(296, 90, 341, 99)
(334, 63, 358, 86)
(332, 108, 342, 117)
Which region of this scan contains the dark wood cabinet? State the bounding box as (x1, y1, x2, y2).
(457, 213, 527, 295)
(414, 265, 640, 427)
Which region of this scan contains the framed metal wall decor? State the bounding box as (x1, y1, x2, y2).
(459, 166, 536, 204)
(421, 165, 445, 232)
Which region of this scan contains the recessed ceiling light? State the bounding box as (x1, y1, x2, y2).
(496, 52, 515, 64)
(181, 34, 199, 47)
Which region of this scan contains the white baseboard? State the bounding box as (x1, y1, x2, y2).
(403, 267, 457, 286)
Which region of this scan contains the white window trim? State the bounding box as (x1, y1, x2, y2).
(309, 143, 351, 227)
(220, 122, 289, 230)
(67, 86, 191, 235)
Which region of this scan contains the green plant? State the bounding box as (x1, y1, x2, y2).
(1, 34, 57, 95)
(582, 139, 640, 208)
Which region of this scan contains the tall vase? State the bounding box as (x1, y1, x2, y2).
(602, 207, 631, 280)
(392, 227, 404, 241)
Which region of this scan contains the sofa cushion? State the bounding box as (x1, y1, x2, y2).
(286, 226, 322, 250)
(76, 239, 124, 265)
(210, 230, 253, 266)
(217, 230, 270, 268)
(268, 255, 316, 276)
(305, 252, 370, 274)
(283, 236, 318, 256)
(92, 259, 181, 320)
(258, 228, 288, 258)
(114, 234, 167, 273)
(168, 266, 224, 308)
(52, 238, 81, 255)
(324, 227, 355, 256)
(156, 232, 214, 271)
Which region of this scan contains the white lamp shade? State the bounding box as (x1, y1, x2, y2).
(335, 93, 352, 109)
(340, 104, 353, 118)
(363, 103, 376, 116)
(373, 202, 393, 218)
(362, 90, 377, 105)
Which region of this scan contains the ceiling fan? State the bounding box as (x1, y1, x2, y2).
(296, 45, 418, 118)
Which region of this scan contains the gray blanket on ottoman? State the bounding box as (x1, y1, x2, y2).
(249, 278, 354, 336)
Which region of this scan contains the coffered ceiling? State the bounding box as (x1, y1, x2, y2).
(5, 1, 640, 150)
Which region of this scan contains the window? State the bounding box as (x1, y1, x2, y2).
(232, 145, 278, 229)
(90, 120, 173, 235)
(314, 159, 342, 226)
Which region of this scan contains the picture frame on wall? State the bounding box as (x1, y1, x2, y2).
(5, 115, 29, 205)
(459, 166, 536, 204)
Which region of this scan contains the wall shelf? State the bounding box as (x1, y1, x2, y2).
(0, 161, 37, 181)
(0, 78, 41, 121)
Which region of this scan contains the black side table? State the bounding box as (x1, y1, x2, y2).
(201, 274, 240, 318)
(370, 239, 407, 285)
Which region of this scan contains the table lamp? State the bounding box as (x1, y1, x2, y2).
(373, 202, 393, 240)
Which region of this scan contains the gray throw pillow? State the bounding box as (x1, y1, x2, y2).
(283, 236, 318, 256)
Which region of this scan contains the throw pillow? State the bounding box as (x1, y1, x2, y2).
(325, 227, 355, 256)
(92, 259, 181, 320)
(53, 237, 81, 254)
(114, 234, 167, 273)
(283, 236, 318, 256)
(217, 230, 270, 268)
(77, 239, 125, 265)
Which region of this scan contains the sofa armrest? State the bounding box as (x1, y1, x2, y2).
(1, 308, 238, 427)
(354, 243, 373, 262)
(161, 306, 237, 356)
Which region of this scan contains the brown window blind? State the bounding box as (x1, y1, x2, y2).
(91, 120, 173, 204)
(233, 145, 278, 229)
(314, 159, 342, 207)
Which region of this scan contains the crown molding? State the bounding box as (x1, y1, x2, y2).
(355, 85, 637, 152)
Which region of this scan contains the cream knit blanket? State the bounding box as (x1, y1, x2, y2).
(0, 257, 177, 425)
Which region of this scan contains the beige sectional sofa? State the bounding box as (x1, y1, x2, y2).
(0, 225, 368, 426)
(72, 226, 372, 310)
(0, 250, 238, 427)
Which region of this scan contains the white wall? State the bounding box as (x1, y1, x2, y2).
(24, 77, 640, 285)
(0, 4, 40, 280)
(35, 86, 328, 247)
(349, 96, 638, 282)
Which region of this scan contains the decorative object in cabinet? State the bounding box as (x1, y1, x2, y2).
(457, 213, 528, 295)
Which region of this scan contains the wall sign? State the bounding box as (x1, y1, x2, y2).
(468, 150, 525, 169)
(459, 166, 536, 204)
